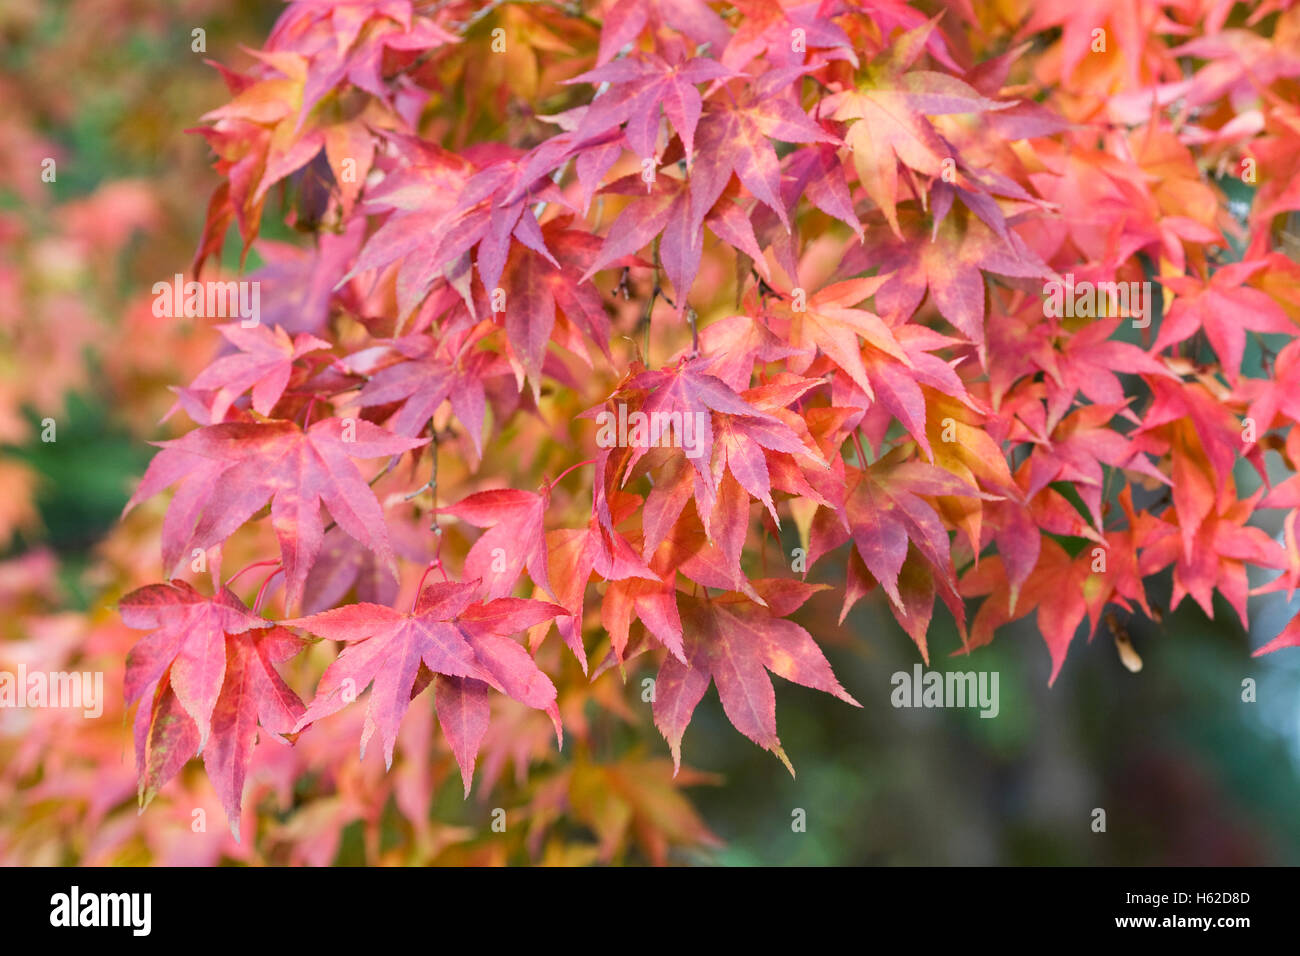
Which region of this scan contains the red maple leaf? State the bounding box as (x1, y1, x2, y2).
(594, 0, 730, 67)
(823, 20, 1012, 237)
(188, 322, 331, 422)
(653, 580, 859, 773)
(123, 582, 307, 837)
(286, 581, 565, 785)
(124, 418, 426, 611)
(566, 50, 734, 160)
(811, 450, 995, 660)
(580, 170, 770, 309)
(121, 581, 268, 746)
(347, 332, 504, 457)
(1154, 261, 1296, 384)
(203, 626, 306, 836)
(442, 488, 554, 601)
(858, 209, 1052, 361)
(690, 67, 839, 231)
(500, 221, 624, 397)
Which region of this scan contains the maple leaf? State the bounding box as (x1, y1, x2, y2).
(190, 5, 458, 260)
(640, 473, 768, 604)
(579, 170, 770, 309)
(500, 221, 622, 398)
(347, 333, 503, 457)
(784, 141, 863, 238)
(348, 143, 566, 321)
(715, 374, 830, 518)
(123, 418, 427, 612)
(1246, 337, 1300, 432)
(653, 580, 859, 773)
(203, 626, 306, 837)
(1247, 109, 1300, 231)
(958, 482, 1166, 684)
(188, 322, 331, 423)
(858, 209, 1052, 361)
(1154, 262, 1296, 384)
(342, 138, 474, 282)
(272, 2, 460, 117)
(189, 55, 319, 263)
(823, 21, 1012, 238)
(594, 0, 731, 67)
(121, 581, 268, 747)
(747, 294, 972, 461)
(1130, 379, 1265, 560)
(811, 450, 995, 660)
(122, 582, 307, 837)
(768, 275, 914, 401)
(437, 152, 565, 299)
(442, 488, 554, 601)
(287, 581, 565, 783)
(545, 500, 661, 670)
(690, 67, 840, 231)
(1139, 478, 1285, 627)
(959, 540, 1100, 685)
(566, 51, 734, 160)
(189, 3, 457, 269)
(1031, 317, 1174, 430)
(694, 311, 803, 389)
(1021, 403, 1168, 533)
(602, 354, 822, 570)
(1018, 0, 1150, 85)
(721, 0, 858, 71)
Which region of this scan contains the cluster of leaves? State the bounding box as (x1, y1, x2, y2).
(77, 0, 1300, 859)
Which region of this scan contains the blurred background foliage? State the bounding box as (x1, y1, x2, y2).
(1, 0, 1297, 865)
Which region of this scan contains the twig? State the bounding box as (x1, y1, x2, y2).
(634, 238, 673, 362)
(402, 423, 443, 534)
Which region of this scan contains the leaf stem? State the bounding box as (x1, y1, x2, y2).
(549, 458, 595, 490)
(851, 430, 869, 469)
(253, 565, 284, 616)
(411, 561, 440, 612)
(225, 558, 281, 590)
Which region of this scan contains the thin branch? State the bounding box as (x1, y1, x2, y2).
(634, 238, 673, 363)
